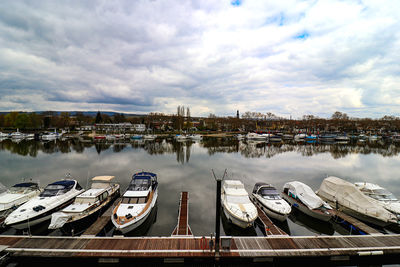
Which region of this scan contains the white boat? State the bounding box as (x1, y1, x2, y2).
(5, 179, 84, 230)
(0, 182, 42, 224)
(42, 132, 60, 140)
(235, 134, 245, 140)
(355, 182, 400, 218)
(294, 133, 306, 140)
(251, 183, 291, 222)
(316, 176, 398, 227)
(143, 134, 157, 140)
(49, 176, 120, 234)
(221, 180, 257, 228)
(0, 132, 9, 138)
(111, 172, 158, 234)
(335, 134, 350, 142)
(175, 134, 188, 141)
(246, 133, 266, 141)
(188, 134, 203, 141)
(10, 131, 24, 139)
(282, 181, 332, 222)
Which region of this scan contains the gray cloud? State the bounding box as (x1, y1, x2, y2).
(0, 0, 399, 117)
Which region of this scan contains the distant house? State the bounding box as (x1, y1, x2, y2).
(78, 125, 95, 131)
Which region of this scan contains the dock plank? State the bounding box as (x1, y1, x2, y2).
(251, 198, 287, 236)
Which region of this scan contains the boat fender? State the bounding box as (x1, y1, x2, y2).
(200, 236, 207, 250)
(293, 203, 299, 208)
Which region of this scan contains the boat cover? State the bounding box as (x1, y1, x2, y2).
(48, 212, 71, 229)
(283, 181, 330, 210)
(317, 176, 397, 222)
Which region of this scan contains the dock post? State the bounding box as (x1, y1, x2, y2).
(212, 169, 227, 254)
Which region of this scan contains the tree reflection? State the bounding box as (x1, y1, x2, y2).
(1, 138, 400, 160)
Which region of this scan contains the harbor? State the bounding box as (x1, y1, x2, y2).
(1, 137, 400, 265)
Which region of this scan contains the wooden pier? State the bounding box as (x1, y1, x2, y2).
(1, 235, 400, 265)
(172, 192, 193, 236)
(330, 210, 383, 235)
(81, 200, 118, 237)
(252, 200, 287, 236)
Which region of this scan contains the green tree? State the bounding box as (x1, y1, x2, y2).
(14, 113, 29, 129)
(4, 112, 19, 127)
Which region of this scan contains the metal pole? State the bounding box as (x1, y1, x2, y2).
(215, 178, 221, 254)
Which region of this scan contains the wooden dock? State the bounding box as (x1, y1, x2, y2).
(1, 235, 400, 264)
(251, 200, 287, 236)
(331, 210, 383, 235)
(171, 192, 193, 236)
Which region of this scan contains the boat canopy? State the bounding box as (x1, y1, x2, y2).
(317, 176, 397, 222)
(283, 181, 330, 210)
(12, 182, 39, 189)
(40, 180, 77, 197)
(92, 176, 115, 182)
(253, 183, 281, 200)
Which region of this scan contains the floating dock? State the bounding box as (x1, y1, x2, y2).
(251, 200, 287, 236)
(171, 192, 193, 236)
(330, 210, 383, 235)
(1, 235, 400, 265)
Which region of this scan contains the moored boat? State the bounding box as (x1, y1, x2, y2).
(112, 172, 158, 234)
(282, 181, 332, 222)
(251, 183, 291, 222)
(48, 176, 120, 234)
(316, 176, 398, 227)
(0, 182, 42, 224)
(354, 182, 400, 218)
(188, 134, 203, 141)
(221, 180, 257, 228)
(246, 132, 266, 141)
(4, 179, 84, 230)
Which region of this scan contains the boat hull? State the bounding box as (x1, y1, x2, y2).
(222, 205, 254, 228)
(282, 193, 331, 222)
(113, 189, 158, 234)
(251, 195, 288, 222)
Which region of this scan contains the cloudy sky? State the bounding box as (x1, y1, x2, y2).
(0, 0, 399, 118)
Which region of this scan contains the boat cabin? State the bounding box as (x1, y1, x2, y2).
(9, 182, 39, 194)
(355, 182, 398, 202)
(39, 180, 82, 198)
(252, 183, 282, 200)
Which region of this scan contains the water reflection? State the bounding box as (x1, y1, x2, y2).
(2, 138, 400, 162)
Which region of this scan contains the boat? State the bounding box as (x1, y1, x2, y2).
(305, 134, 317, 141)
(4, 179, 84, 230)
(42, 132, 60, 140)
(94, 135, 106, 140)
(10, 130, 24, 139)
(112, 172, 158, 234)
(251, 183, 291, 222)
(188, 134, 203, 141)
(0, 182, 42, 224)
(143, 134, 157, 140)
(354, 182, 400, 218)
(268, 135, 282, 142)
(48, 176, 120, 234)
(282, 134, 294, 140)
(175, 134, 188, 141)
(319, 133, 337, 142)
(316, 176, 398, 227)
(131, 134, 143, 140)
(335, 134, 350, 142)
(0, 132, 9, 138)
(392, 134, 400, 143)
(282, 181, 332, 222)
(221, 180, 257, 228)
(246, 132, 266, 141)
(294, 133, 306, 140)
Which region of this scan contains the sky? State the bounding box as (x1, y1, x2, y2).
(0, 0, 399, 119)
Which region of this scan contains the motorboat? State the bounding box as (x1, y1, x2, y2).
(94, 135, 106, 140)
(49, 176, 120, 234)
(316, 176, 398, 227)
(42, 132, 60, 140)
(319, 133, 337, 142)
(10, 131, 24, 139)
(251, 183, 291, 222)
(268, 135, 282, 142)
(235, 134, 245, 140)
(354, 182, 400, 218)
(294, 133, 306, 140)
(246, 133, 266, 141)
(335, 134, 350, 142)
(5, 179, 84, 230)
(112, 172, 158, 234)
(0, 182, 42, 224)
(282, 181, 332, 222)
(282, 134, 294, 140)
(188, 134, 203, 141)
(175, 134, 188, 141)
(0, 132, 9, 138)
(131, 134, 143, 140)
(221, 180, 257, 228)
(143, 134, 157, 140)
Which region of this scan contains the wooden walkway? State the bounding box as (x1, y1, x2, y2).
(171, 192, 193, 236)
(1, 235, 400, 261)
(251, 200, 287, 236)
(330, 210, 383, 235)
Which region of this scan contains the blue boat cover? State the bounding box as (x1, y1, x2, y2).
(13, 182, 38, 188)
(49, 180, 75, 187)
(132, 172, 156, 180)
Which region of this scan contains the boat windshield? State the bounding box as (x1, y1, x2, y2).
(121, 196, 147, 204)
(40, 184, 72, 197)
(259, 188, 281, 200)
(367, 189, 398, 201)
(128, 178, 150, 191)
(226, 195, 251, 204)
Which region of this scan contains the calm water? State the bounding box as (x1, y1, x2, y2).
(1, 137, 400, 237)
